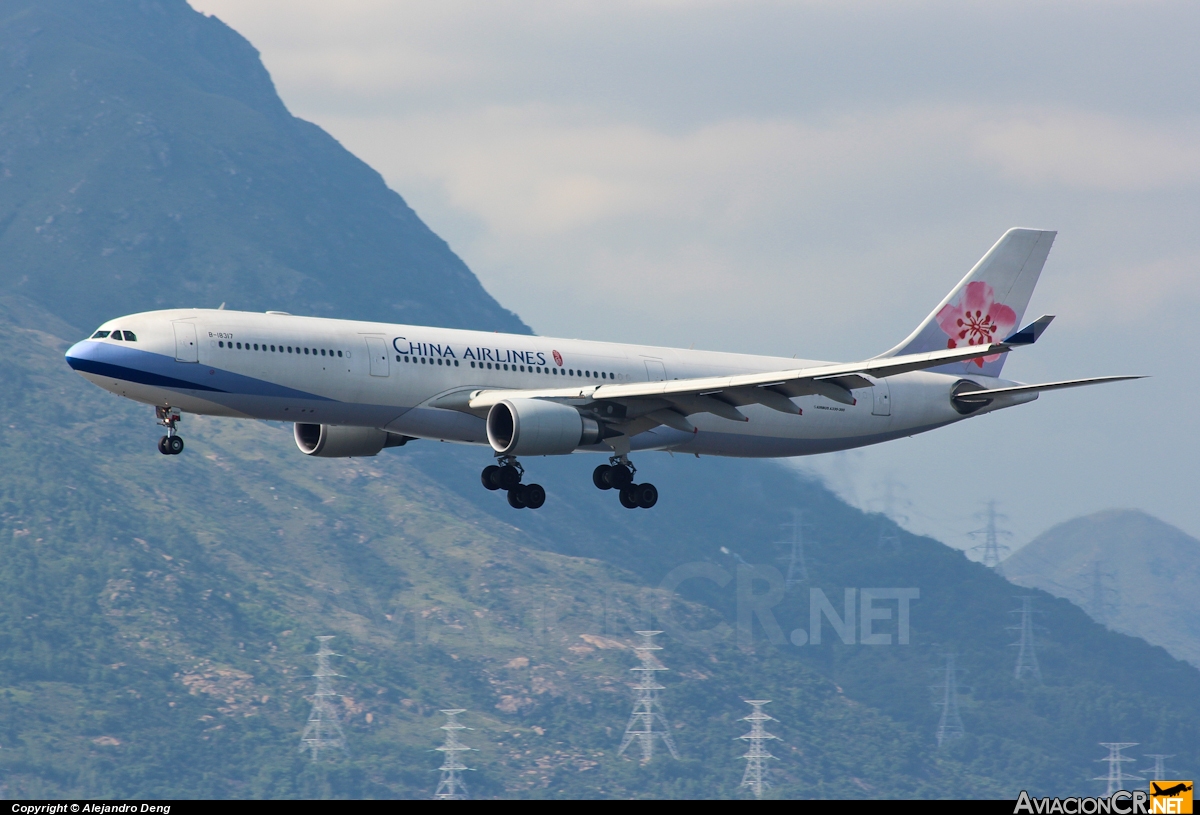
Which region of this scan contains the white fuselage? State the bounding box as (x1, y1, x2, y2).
(65, 309, 1034, 458)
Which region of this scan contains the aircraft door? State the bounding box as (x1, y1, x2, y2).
(871, 378, 891, 416)
(365, 337, 389, 377)
(172, 321, 198, 363)
(644, 359, 666, 381)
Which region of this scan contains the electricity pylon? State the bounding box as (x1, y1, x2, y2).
(1094, 743, 1142, 796)
(1008, 596, 1043, 683)
(737, 700, 779, 799)
(1141, 754, 1175, 782)
(434, 709, 474, 800)
(299, 636, 348, 759)
(932, 651, 965, 746)
(1086, 561, 1119, 627)
(617, 631, 680, 762)
(969, 500, 1012, 568)
(777, 509, 811, 587)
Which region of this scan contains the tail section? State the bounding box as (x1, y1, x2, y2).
(880, 228, 1056, 377)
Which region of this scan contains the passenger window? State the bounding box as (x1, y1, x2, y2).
(454, 360, 459, 367)
(338, 351, 342, 357)
(287, 346, 292, 353)
(487, 362, 493, 369)
(438, 358, 443, 365)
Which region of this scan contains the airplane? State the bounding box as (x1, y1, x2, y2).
(65, 228, 1140, 510)
(1151, 783, 1192, 797)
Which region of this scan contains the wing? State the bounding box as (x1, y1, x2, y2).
(454, 335, 1031, 436)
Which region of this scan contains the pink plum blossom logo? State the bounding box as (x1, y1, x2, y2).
(935, 281, 1017, 367)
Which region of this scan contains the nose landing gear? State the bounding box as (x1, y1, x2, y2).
(156, 406, 184, 455)
(481, 457, 545, 509)
(594, 457, 657, 509)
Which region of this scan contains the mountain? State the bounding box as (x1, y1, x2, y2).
(1002, 510, 1200, 669)
(0, 0, 526, 334)
(2, 294, 1198, 798)
(0, 0, 1197, 799)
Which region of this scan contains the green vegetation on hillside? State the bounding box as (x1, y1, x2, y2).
(0, 0, 526, 334)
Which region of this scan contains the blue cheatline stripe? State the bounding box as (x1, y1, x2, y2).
(65, 342, 336, 402)
(66, 355, 225, 392)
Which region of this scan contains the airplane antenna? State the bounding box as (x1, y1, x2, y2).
(737, 700, 779, 799)
(968, 500, 1012, 569)
(1007, 596, 1044, 683)
(931, 651, 966, 747)
(1094, 743, 1142, 796)
(299, 636, 349, 760)
(433, 709, 475, 799)
(1141, 754, 1176, 782)
(776, 509, 811, 588)
(617, 631, 680, 762)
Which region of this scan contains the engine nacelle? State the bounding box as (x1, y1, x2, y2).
(294, 423, 409, 458)
(486, 398, 602, 456)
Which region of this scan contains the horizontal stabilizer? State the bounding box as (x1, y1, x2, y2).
(1003, 314, 1055, 346)
(952, 375, 1145, 408)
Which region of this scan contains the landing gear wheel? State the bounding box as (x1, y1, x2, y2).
(158, 436, 171, 455)
(635, 482, 658, 509)
(507, 487, 528, 509)
(481, 465, 501, 491)
(618, 486, 639, 509)
(167, 436, 185, 455)
(607, 465, 633, 490)
(523, 483, 546, 509)
(497, 464, 522, 491)
(593, 464, 613, 490)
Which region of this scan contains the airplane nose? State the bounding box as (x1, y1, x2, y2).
(64, 340, 88, 371)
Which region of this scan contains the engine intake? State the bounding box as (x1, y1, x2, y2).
(294, 423, 411, 457)
(486, 398, 602, 456)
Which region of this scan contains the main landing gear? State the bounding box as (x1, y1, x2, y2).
(481, 457, 546, 510)
(156, 406, 185, 456)
(593, 457, 657, 509)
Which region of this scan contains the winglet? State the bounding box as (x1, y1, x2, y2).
(1003, 314, 1055, 346)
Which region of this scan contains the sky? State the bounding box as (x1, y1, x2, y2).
(188, 0, 1200, 551)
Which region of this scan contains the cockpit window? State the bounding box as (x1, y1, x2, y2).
(91, 331, 110, 339)
(122, 331, 137, 342)
(110, 331, 123, 341)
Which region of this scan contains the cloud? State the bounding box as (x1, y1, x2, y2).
(974, 110, 1200, 191)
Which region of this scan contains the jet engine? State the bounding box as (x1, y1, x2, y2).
(486, 398, 602, 456)
(294, 423, 410, 458)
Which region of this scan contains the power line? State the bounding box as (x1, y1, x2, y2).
(931, 651, 965, 747)
(737, 700, 779, 800)
(617, 631, 680, 762)
(1094, 743, 1142, 796)
(434, 709, 474, 800)
(299, 636, 348, 760)
(1008, 596, 1044, 683)
(968, 500, 1012, 569)
(777, 509, 811, 587)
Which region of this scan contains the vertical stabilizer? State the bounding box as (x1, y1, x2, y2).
(879, 228, 1056, 377)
